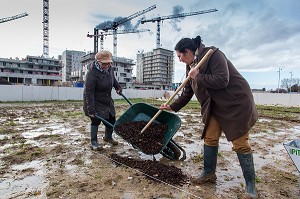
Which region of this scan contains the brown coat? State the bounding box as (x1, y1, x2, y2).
(170, 46, 258, 141)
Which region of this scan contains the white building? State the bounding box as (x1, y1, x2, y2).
(136, 48, 174, 90)
(61, 50, 86, 82)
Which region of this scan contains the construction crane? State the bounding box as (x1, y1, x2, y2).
(141, 8, 218, 48)
(43, 0, 49, 58)
(0, 12, 28, 24)
(87, 29, 150, 51)
(95, 4, 156, 56)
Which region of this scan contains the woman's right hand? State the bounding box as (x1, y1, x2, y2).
(160, 104, 172, 111)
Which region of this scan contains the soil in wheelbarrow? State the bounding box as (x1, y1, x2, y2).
(110, 154, 188, 186)
(114, 121, 167, 154)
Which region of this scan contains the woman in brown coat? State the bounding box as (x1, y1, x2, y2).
(160, 36, 258, 198)
(83, 50, 122, 150)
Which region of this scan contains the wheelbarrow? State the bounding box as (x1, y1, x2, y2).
(96, 92, 186, 161)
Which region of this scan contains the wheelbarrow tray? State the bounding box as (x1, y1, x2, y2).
(114, 102, 181, 155)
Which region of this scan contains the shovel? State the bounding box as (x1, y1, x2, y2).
(140, 49, 214, 134)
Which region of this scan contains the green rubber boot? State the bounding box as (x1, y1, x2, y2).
(192, 145, 218, 184)
(90, 125, 103, 150)
(237, 153, 257, 198)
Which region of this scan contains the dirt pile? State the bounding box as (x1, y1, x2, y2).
(110, 154, 188, 186)
(114, 121, 167, 154)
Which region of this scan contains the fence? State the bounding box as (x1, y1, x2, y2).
(0, 85, 300, 107)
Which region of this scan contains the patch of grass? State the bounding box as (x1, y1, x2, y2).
(0, 127, 18, 134)
(191, 154, 203, 163)
(257, 105, 300, 122)
(2, 145, 45, 165)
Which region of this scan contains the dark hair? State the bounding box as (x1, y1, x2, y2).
(175, 36, 202, 53)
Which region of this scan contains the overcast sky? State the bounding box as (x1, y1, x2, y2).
(1, 0, 299, 90)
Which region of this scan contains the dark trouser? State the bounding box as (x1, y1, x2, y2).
(90, 113, 116, 130)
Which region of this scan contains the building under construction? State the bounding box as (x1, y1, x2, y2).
(0, 56, 61, 86)
(136, 48, 174, 90)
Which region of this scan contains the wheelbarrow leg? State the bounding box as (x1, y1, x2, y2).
(160, 140, 186, 161)
(103, 127, 118, 145)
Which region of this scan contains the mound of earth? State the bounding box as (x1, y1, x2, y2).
(114, 121, 167, 154)
(110, 154, 188, 186)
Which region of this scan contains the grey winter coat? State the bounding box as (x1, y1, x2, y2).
(170, 46, 258, 141)
(83, 62, 121, 119)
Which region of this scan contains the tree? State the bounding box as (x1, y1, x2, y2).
(281, 78, 300, 92)
(291, 84, 299, 92)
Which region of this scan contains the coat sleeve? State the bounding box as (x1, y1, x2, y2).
(170, 69, 194, 112)
(84, 70, 96, 115)
(196, 50, 230, 89)
(113, 74, 122, 91)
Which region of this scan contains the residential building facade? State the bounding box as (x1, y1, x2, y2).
(0, 56, 62, 86)
(61, 50, 86, 82)
(136, 48, 174, 90)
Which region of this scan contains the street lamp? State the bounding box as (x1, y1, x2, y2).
(277, 67, 282, 93)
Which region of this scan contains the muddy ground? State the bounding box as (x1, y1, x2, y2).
(0, 100, 300, 199)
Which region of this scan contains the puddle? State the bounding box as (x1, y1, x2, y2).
(0, 160, 48, 199)
(22, 124, 72, 139)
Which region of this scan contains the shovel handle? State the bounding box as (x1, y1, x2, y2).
(140, 49, 214, 134)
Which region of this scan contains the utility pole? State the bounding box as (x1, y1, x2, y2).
(277, 67, 282, 93)
(290, 71, 293, 93)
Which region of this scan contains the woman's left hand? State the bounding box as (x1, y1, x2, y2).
(188, 68, 199, 80)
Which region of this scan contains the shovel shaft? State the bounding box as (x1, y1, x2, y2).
(140, 49, 214, 134)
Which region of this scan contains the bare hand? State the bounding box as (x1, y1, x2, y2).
(160, 104, 172, 111)
(188, 68, 199, 80)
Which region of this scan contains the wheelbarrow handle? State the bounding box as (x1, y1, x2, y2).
(140, 49, 214, 134)
(119, 92, 132, 106)
(95, 114, 114, 128)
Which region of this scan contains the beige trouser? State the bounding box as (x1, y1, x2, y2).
(204, 115, 252, 153)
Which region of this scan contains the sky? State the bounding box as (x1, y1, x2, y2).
(1, 0, 300, 90)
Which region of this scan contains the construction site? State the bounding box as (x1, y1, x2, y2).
(0, 2, 218, 90)
(1, 1, 300, 199)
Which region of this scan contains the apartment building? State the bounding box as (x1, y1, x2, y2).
(81, 52, 134, 89)
(0, 56, 62, 86)
(61, 50, 86, 82)
(136, 48, 174, 90)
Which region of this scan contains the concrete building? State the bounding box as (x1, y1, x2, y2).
(136, 48, 174, 90)
(81, 52, 134, 89)
(0, 56, 62, 86)
(61, 50, 86, 82)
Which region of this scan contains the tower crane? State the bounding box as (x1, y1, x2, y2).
(43, 0, 49, 58)
(141, 8, 218, 48)
(87, 29, 150, 51)
(0, 12, 28, 24)
(94, 4, 156, 56)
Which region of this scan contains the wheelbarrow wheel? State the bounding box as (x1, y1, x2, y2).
(161, 141, 182, 160)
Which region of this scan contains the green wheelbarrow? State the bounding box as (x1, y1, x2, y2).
(96, 92, 186, 161)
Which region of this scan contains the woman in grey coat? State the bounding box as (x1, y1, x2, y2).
(83, 50, 122, 150)
(160, 36, 258, 198)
